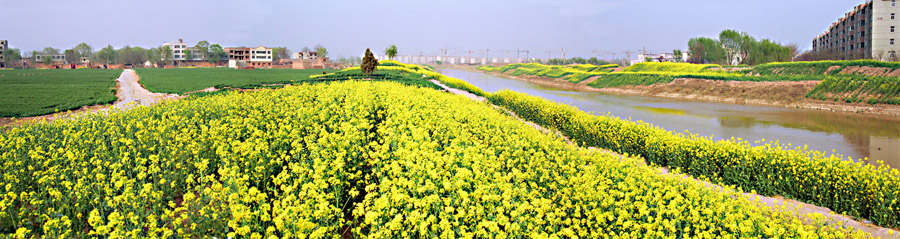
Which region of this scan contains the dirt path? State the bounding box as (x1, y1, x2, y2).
(435, 81, 899, 238)
(115, 69, 179, 108)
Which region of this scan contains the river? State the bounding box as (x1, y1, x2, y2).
(438, 68, 900, 169)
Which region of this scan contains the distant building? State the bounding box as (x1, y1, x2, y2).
(0, 40, 6, 68)
(812, 0, 900, 61)
(630, 52, 689, 65)
(293, 51, 318, 60)
(226, 46, 272, 68)
(162, 39, 189, 62)
(34, 54, 66, 63)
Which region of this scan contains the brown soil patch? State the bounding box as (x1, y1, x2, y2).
(611, 78, 818, 104)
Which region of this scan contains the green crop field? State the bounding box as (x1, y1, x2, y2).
(135, 68, 339, 94)
(0, 69, 121, 117)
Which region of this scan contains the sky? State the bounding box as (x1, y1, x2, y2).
(0, 0, 863, 60)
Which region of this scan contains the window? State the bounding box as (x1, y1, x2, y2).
(892, 51, 897, 58)
(893, 26, 896, 32)
(893, 13, 896, 19)
(894, 0, 897, 7)
(861, 42, 866, 48)
(892, 39, 896, 45)
(862, 20, 866, 25)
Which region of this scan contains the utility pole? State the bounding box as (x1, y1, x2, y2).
(524, 50, 530, 63)
(516, 48, 520, 63)
(485, 48, 490, 64)
(545, 50, 552, 64)
(592, 50, 599, 59)
(518, 49, 529, 63)
(561, 48, 568, 65)
(624, 51, 634, 62)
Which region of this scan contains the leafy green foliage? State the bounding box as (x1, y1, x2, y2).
(0, 69, 120, 117)
(135, 68, 338, 94)
(361, 48, 378, 76)
(688, 29, 792, 65)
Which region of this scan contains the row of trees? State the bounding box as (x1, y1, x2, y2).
(3, 41, 322, 68)
(687, 29, 798, 65)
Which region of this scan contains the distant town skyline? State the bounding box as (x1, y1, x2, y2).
(0, 0, 866, 59)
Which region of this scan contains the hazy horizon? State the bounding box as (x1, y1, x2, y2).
(1, 0, 863, 59)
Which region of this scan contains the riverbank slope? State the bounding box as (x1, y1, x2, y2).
(446, 64, 900, 117)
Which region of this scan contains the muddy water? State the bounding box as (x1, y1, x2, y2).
(438, 69, 900, 169)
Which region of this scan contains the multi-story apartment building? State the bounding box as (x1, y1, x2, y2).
(0, 40, 7, 68)
(163, 39, 189, 62)
(812, 0, 900, 61)
(226, 46, 272, 68)
(34, 54, 66, 63)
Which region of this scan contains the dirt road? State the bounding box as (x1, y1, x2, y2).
(114, 69, 178, 108)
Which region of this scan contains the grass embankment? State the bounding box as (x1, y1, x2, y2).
(0, 80, 869, 238)
(749, 60, 900, 76)
(319, 60, 489, 97)
(0, 69, 121, 117)
(135, 68, 339, 94)
(488, 90, 900, 229)
(481, 61, 900, 105)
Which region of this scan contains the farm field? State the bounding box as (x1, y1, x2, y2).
(0, 80, 874, 238)
(0, 69, 121, 117)
(134, 68, 339, 94)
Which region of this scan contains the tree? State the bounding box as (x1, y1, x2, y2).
(272, 47, 290, 61)
(672, 50, 684, 63)
(145, 48, 161, 67)
(195, 40, 210, 61)
(159, 46, 173, 66)
(74, 43, 93, 59)
(97, 45, 117, 64)
(302, 47, 311, 53)
(2, 48, 22, 68)
(385, 45, 398, 60)
(208, 44, 226, 64)
(117, 46, 147, 65)
(687, 37, 725, 64)
(184, 49, 193, 62)
(361, 48, 378, 76)
(315, 44, 328, 59)
(65, 49, 77, 64)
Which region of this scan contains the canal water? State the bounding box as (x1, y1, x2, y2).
(438, 68, 900, 169)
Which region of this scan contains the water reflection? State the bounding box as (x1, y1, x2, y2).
(439, 68, 900, 169)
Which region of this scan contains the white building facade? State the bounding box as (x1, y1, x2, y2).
(163, 39, 189, 62)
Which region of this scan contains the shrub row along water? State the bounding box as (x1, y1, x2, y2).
(807, 76, 900, 104)
(0, 81, 871, 238)
(487, 90, 900, 229)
